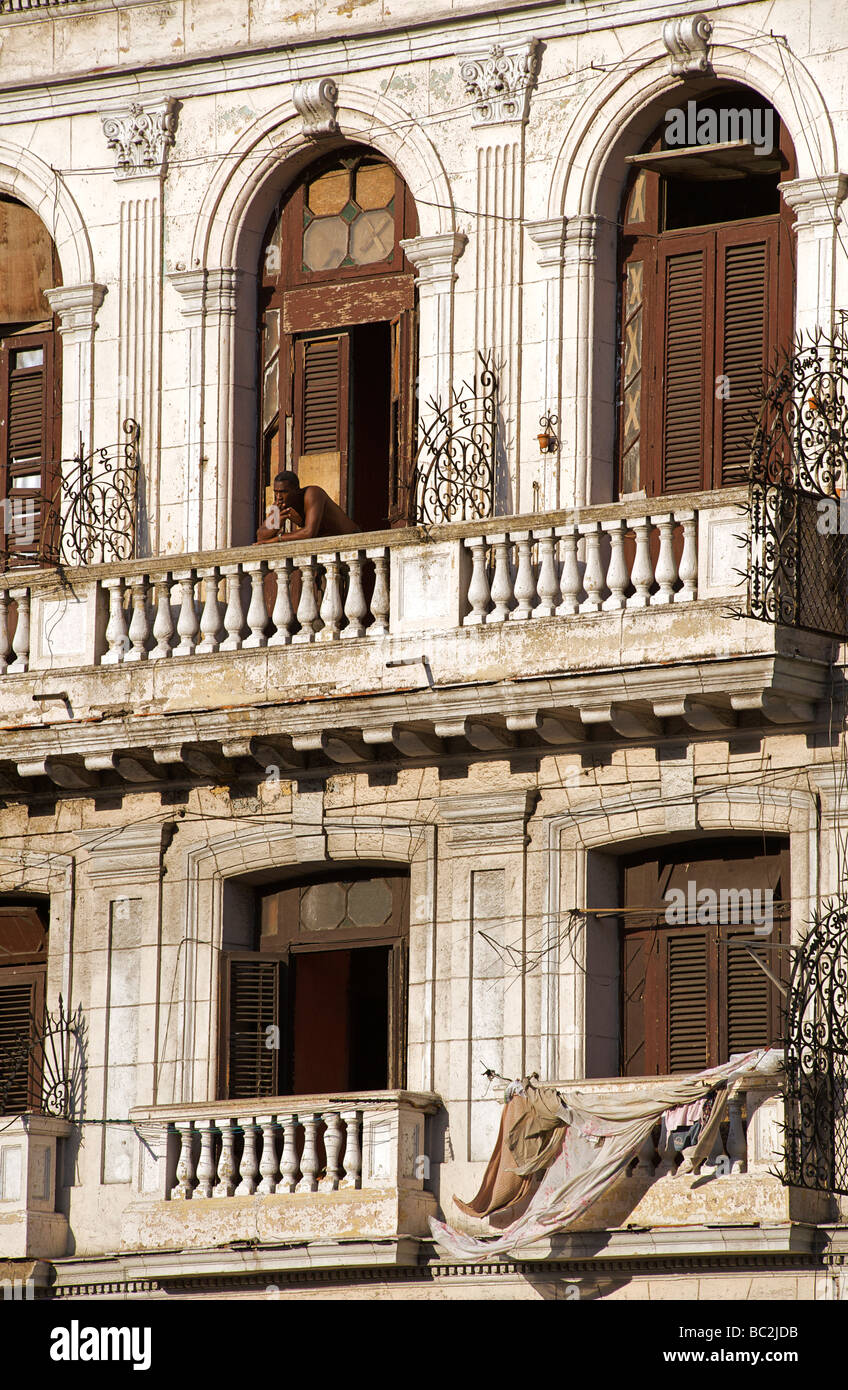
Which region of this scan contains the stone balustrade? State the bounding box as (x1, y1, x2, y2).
(122, 1090, 441, 1250)
(0, 489, 748, 677)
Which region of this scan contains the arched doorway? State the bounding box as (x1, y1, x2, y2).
(0, 196, 62, 569)
(616, 87, 796, 498)
(257, 145, 419, 534)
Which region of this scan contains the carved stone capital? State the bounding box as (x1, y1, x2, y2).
(292, 78, 339, 141)
(168, 269, 208, 322)
(526, 217, 567, 269)
(44, 283, 107, 340)
(100, 98, 179, 179)
(460, 39, 541, 127)
(662, 13, 713, 76)
(205, 268, 243, 317)
(77, 823, 172, 885)
(399, 232, 467, 293)
(563, 213, 602, 268)
(780, 174, 848, 228)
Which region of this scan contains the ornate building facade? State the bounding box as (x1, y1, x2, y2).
(0, 0, 847, 1301)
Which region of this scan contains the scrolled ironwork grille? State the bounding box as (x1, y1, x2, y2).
(783, 900, 848, 1195)
(51, 419, 141, 567)
(748, 326, 848, 639)
(0, 994, 86, 1123)
(413, 352, 498, 525)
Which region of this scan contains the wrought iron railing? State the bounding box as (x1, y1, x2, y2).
(783, 899, 848, 1195)
(50, 418, 140, 567)
(0, 994, 86, 1122)
(413, 352, 499, 525)
(748, 325, 848, 639)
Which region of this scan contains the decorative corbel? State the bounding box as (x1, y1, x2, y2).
(662, 14, 713, 76)
(292, 78, 340, 141)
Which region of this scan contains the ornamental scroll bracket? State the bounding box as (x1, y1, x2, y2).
(292, 78, 340, 141)
(100, 97, 180, 179)
(662, 13, 713, 76)
(460, 39, 542, 127)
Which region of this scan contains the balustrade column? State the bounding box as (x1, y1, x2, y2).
(320, 1112, 344, 1191)
(236, 1120, 260, 1195)
(7, 590, 29, 673)
(293, 560, 321, 643)
(579, 523, 605, 612)
(172, 571, 199, 656)
(172, 1122, 197, 1199)
(150, 574, 174, 660)
(628, 517, 654, 607)
(213, 1121, 237, 1197)
(534, 529, 560, 617)
(556, 528, 581, 615)
(509, 532, 537, 620)
(194, 1120, 217, 1198)
(296, 1114, 321, 1192)
(257, 1118, 280, 1194)
(601, 520, 628, 610)
(0, 590, 9, 674)
(340, 551, 367, 638)
(243, 561, 269, 648)
(488, 536, 514, 622)
(125, 575, 150, 661)
(677, 511, 698, 602)
(196, 567, 222, 653)
(367, 549, 390, 636)
(340, 1110, 362, 1189)
(101, 578, 128, 665)
(634, 1129, 657, 1176)
(219, 565, 245, 650)
(651, 514, 679, 604)
(268, 558, 294, 646)
(317, 556, 344, 641)
(726, 1094, 747, 1174)
(279, 1115, 300, 1193)
(463, 536, 491, 624)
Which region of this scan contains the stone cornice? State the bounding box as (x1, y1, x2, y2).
(399, 232, 467, 292)
(526, 217, 567, 269)
(781, 174, 848, 227)
(76, 822, 172, 885)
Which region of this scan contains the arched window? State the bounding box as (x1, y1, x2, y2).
(258, 146, 419, 533)
(0, 899, 48, 1112)
(620, 837, 790, 1075)
(616, 89, 795, 498)
(220, 868, 409, 1099)
(0, 196, 62, 569)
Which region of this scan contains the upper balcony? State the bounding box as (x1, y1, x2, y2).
(0, 486, 835, 792)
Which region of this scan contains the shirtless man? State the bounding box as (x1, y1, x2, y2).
(256, 471, 360, 543)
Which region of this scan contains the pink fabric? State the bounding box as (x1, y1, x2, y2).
(663, 1097, 706, 1131)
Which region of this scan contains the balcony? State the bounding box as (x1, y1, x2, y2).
(121, 1090, 439, 1254)
(0, 487, 834, 790)
(0, 1113, 71, 1258)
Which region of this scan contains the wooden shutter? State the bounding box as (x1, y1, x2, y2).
(666, 932, 710, 1072)
(714, 225, 778, 486)
(292, 333, 350, 507)
(0, 968, 44, 1112)
(0, 331, 58, 569)
(222, 955, 282, 1100)
(387, 307, 416, 525)
(658, 238, 712, 495)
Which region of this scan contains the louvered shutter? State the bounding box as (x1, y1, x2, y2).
(223, 956, 282, 1100)
(666, 931, 709, 1072)
(292, 333, 350, 506)
(387, 308, 416, 524)
(724, 929, 772, 1056)
(658, 241, 712, 495)
(0, 332, 57, 569)
(621, 931, 649, 1075)
(715, 227, 777, 486)
(0, 970, 43, 1112)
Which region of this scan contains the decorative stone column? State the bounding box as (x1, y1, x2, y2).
(525, 218, 566, 511)
(781, 175, 848, 336)
(398, 232, 466, 409)
(99, 98, 179, 555)
(561, 213, 615, 507)
(461, 38, 541, 514)
(44, 283, 107, 460)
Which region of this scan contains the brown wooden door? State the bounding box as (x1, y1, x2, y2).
(292, 332, 351, 510)
(620, 839, 790, 1075)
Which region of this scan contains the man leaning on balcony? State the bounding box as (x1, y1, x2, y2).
(256, 471, 360, 544)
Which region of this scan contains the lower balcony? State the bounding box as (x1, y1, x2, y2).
(121, 1090, 440, 1253)
(0, 1113, 71, 1259)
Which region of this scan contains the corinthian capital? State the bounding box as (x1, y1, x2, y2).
(460, 39, 542, 128)
(101, 98, 179, 179)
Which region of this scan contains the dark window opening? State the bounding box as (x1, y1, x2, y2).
(0, 899, 48, 1113)
(619, 837, 790, 1075)
(220, 869, 408, 1100)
